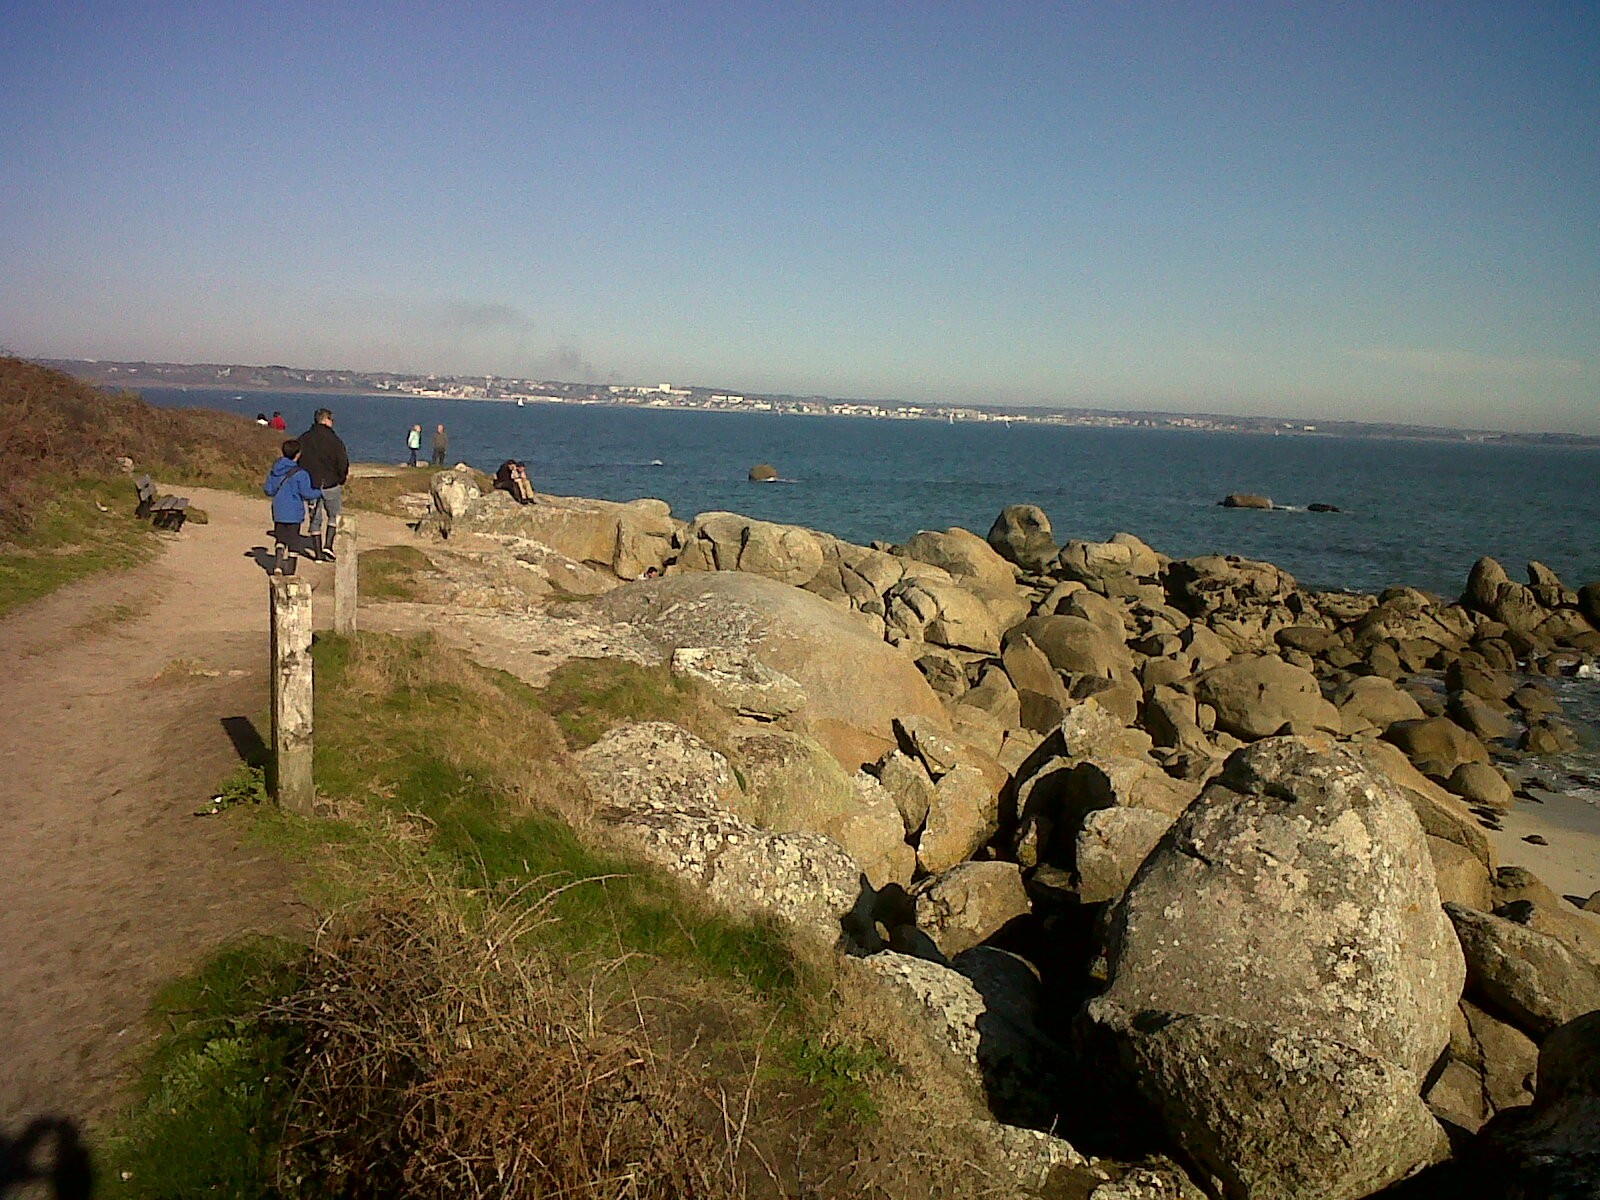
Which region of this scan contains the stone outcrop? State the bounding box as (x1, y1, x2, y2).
(1220, 493, 1275, 509)
(419, 483, 1600, 1196)
(669, 646, 804, 720)
(588, 571, 948, 740)
(427, 474, 680, 579)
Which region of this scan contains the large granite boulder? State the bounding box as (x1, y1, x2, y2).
(885, 575, 1004, 653)
(899, 527, 1018, 590)
(1056, 534, 1162, 597)
(1194, 654, 1341, 741)
(726, 728, 913, 888)
(1165, 555, 1299, 624)
(1446, 903, 1600, 1038)
(853, 948, 1067, 1128)
(986, 504, 1058, 573)
(1382, 715, 1492, 772)
(575, 723, 874, 947)
(1083, 737, 1463, 1198)
(911, 861, 1031, 957)
(1332, 674, 1427, 736)
(673, 511, 826, 586)
(1462, 555, 1549, 635)
(1086, 1000, 1449, 1200)
(587, 572, 947, 740)
(1006, 615, 1136, 682)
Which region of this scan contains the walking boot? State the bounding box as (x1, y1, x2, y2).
(321, 527, 337, 563)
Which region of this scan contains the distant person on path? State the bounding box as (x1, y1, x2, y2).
(298, 407, 350, 562)
(432, 423, 449, 466)
(264, 439, 321, 574)
(406, 424, 422, 467)
(269, 411, 287, 431)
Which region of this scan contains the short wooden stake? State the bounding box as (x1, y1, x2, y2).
(333, 515, 358, 636)
(270, 575, 315, 816)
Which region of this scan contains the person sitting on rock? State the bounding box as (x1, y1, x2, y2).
(493, 460, 535, 504)
(263, 439, 322, 574)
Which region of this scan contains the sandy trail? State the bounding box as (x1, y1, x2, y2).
(0, 487, 412, 1137)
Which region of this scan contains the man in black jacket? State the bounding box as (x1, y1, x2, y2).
(297, 408, 350, 562)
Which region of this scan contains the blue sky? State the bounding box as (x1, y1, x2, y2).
(2, 2, 1596, 431)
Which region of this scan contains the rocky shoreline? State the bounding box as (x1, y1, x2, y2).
(409, 469, 1600, 1199)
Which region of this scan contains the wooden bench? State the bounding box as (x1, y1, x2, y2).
(134, 474, 190, 531)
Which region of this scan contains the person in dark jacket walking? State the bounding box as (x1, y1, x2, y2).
(264, 440, 322, 574)
(431, 424, 449, 467)
(297, 408, 350, 562)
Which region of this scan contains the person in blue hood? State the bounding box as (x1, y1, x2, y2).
(263, 439, 322, 573)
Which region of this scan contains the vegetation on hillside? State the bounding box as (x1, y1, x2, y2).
(0, 357, 280, 610)
(106, 635, 991, 1199)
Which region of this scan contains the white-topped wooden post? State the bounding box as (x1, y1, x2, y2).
(270, 575, 315, 815)
(333, 514, 358, 636)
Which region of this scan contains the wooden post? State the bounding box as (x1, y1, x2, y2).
(270, 575, 315, 816)
(333, 514, 358, 636)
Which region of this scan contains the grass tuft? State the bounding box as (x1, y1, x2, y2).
(357, 545, 438, 601)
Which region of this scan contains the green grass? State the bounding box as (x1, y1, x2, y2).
(0, 477, 157, 615)
(356, 544, 437, 601)
(101, 937, 304, 1199)
(307, 634, 796, 999)
(539, 657, 727, 749)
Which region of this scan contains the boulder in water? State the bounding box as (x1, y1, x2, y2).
(748, 462, 778, 482)
(1219, 493, 1275, 509)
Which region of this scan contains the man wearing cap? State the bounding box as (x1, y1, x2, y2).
(298, 407, 350, 562)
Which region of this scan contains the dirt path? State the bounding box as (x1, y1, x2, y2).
(0, 487, 413, 1138)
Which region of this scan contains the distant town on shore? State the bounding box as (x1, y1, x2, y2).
(38, 357, 1600, 448)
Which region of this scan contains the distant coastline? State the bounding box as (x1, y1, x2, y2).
(36, 357, 1600, 448)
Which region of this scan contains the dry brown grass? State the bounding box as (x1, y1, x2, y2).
(0, 356, 280, 537)
(270, 886, 746, 1199)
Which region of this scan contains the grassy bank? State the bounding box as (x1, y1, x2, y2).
(103, 634, 981, 1199)
(0, 357, 281, 614)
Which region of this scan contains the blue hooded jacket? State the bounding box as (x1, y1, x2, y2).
(264, 456, 322, 523)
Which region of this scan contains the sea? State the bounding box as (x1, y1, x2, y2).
(148, 387, 1600, 806)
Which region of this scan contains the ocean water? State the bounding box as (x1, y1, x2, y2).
(152, 387, 1600, 600)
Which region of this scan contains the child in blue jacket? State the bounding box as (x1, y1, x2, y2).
(264, 439, 322, 574)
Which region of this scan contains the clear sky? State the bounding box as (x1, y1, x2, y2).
(2, 2, 1597, 432)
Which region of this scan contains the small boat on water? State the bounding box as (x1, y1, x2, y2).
(516, 398, 525, 407)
